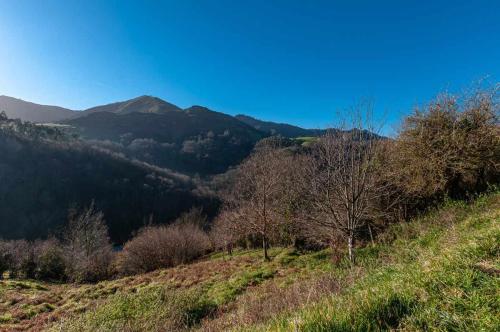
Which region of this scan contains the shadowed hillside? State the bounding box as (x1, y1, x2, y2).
(0, 115, 218, 243)
(64, 103, 266, 175)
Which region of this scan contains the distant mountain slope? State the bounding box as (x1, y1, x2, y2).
(80, 95, 182, 116)
(235, 114, 325, 138)
(0, 95, 77, 123)
(0, 116, 217, 243)
(64, 104, 266, 175)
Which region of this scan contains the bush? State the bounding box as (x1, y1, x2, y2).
(389, 90, 499, 201)
(2, 240, 36, 279)
(118, 222, 210, 275)
(0, 239, 67, 281)
(33, 238, 66, 281)
(0, 240, 11, 279)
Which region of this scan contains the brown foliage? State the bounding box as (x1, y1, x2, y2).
(0, 238, 66, 281)
(118, 222, 210, 275)
(387, 89, 499, 200)
(219, 144, 295, 260)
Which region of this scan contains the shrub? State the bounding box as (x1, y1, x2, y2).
(2, 240, 36, 279)
(33, 238, 66, 281)
(118, 222, 210, 275)
(389, 90, 499, 201)
(0, 239, 67, 281)
(0, 240, 11, 279)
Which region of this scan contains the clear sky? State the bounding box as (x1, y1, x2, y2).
(0, 0, 499, 133)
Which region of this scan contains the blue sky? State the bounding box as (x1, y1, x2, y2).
(0, 0, 499, 133)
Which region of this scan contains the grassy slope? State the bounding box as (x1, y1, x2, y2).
(255, 194, 500, 331)
(0, 193, 498, 331)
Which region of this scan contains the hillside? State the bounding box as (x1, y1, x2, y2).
(235, 114, 325, 138)
(1, 192, 497, 331)
(64, 104, 266, 175)
(0, 116, 217, 243)
(0, 95, 334, 175)
(0, 96, 77, 123)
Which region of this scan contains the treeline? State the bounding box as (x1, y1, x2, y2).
(0, 204, 210, 282)
(211, 89, 499, 263)
(0, 113, 218, 243)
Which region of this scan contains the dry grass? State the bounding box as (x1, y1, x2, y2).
(0, 246, 332, 331)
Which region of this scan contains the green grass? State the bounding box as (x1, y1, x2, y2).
(294, 136, 318, 146)
(4, 193, 499, 331)
(251, 193, 500, 331)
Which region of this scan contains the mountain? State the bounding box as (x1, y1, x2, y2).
(64, 102, 266, 175)
(80, 95, 182, 116)
(0, 116, 217, 243)
(1, 94, 335, 175)
(0, 95, 77, 123)
(235, 114, 325, 138)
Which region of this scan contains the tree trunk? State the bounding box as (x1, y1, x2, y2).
(368, 224, 375, 246)
(263, 236, 270, 261)
(347, 233, 355, 265)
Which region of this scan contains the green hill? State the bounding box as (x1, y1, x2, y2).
(1, 192, 498, 331)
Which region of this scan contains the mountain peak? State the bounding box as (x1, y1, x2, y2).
(81, 96, 182, 116)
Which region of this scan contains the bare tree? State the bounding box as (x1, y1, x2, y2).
(64, 202, 114, 282)
(210, 210, 241, 256)
(303, 105, 394, 264)
(221, 145, 289, 261)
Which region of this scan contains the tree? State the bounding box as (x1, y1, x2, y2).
(302, 106, 393, 264)
(64, 202, 114, 282)
(221, 145, 289, 260)
(210, 210, 240, 256)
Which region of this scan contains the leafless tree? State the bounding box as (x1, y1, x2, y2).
(211, 209, 245, 256)
(302, 104, 395, 264)
(221, 144, 289, 260)
(64, 202, 114, 282)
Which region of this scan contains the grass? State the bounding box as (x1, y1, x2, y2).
(294, 136, 318, 146)
(1, 192, 498, 331)
(250, 193, 500, 331)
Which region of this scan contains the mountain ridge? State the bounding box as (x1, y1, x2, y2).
(0, 95, 77, 123)
(0, 95, 322, 138)
(235, 114, 326, 138)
